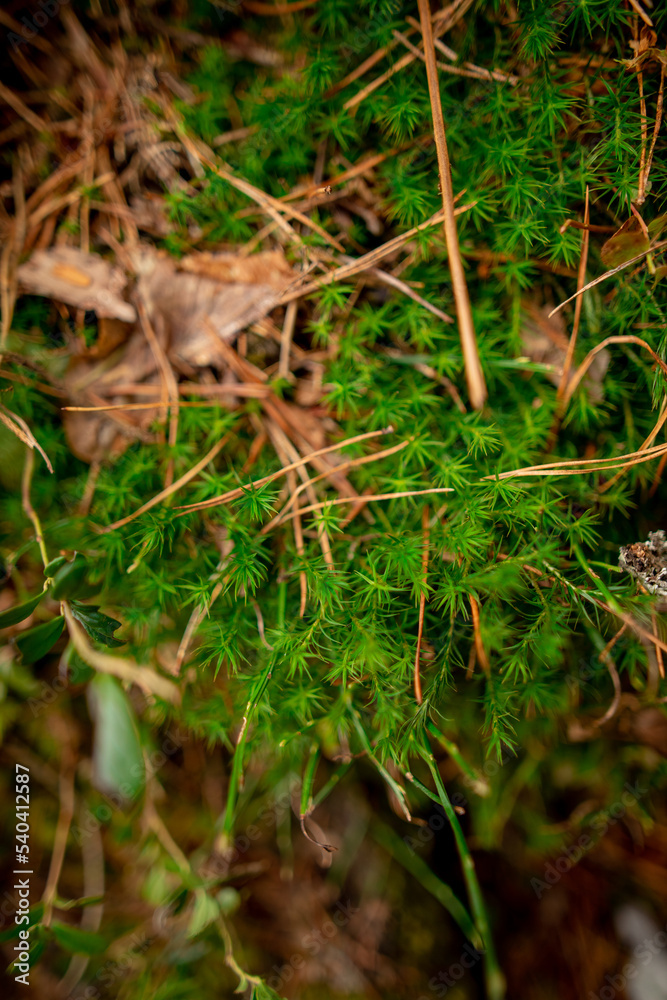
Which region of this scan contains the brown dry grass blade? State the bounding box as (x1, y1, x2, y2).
(548, 239, 667, 317)
(0, 405, 53, 473)
(416, 0, 487, 409)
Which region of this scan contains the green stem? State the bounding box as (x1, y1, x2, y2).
(372, 820, 483, 951)
(426, 720, 489, 796)
(419, 743, 505, 1000)
(220, 660, 274, 845)
(570, 541, 619, 610)
(350, 710, 412, 821)
(310, 761, 352, 812)
(299, 742, 319, 819)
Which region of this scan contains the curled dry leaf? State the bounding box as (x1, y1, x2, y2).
(60, 246, 296, 462)
(62, 326, 161, 463)
(133, 246, 296, 366)
(17, 246, 136, 323)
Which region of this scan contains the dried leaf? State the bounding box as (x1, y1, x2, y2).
(17, 247, 136, 323)
(600, 219, 650, 269)
(178, 249, 293, 288)
(0, 405, 53, 472)
(133, 247, 295, 366)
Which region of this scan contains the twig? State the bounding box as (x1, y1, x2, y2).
(598, 396, 667, 494)
(557, 188, 590, 401)
(100, 434, 230, 532)
(641, 65, 665, 205)
(269, 487, 454, 527)
(261, 437, 410, 534)
(562, 334, 667, 406)
(592, 627, 625, 727)
(136, 298, 180, 486)
(42, 744, 77, 928)
(287, 468, 308, 616)
(178, 426, 394, 513)
(243, 0, 320, 13)
(267, 421, 335, 569)
(485, 438, 667, 480)
(342, 0, 475, 112)
(470, 594, 490, 676)
(417, 0, 487, 409)
(547, 187, 590, 449)
(2, 405, 53, 473)
(279, 300, 298, 381)
(652, 610, 665, 681)
(278, 200, 475, 308)
(548, 239, 667, 317)
(57, 804, 104, 997)
(21, 447, 49, 567)
(627, 0, 653, 28)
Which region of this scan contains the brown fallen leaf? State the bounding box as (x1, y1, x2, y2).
(132, 247, 296, 366)
(62, 328, 162, 463)
(60, 247, 296, 461)
(17, 246, 136, 323)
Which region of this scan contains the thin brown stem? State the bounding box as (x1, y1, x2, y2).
(416, 0, 486, 409)
(42, 748, 77, 927)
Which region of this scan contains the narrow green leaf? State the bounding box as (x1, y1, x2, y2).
(54, 895, 104, 911)
(0, 590, 48, 629)
(50, 555, 89, 600)
(372, 821, 482, 950)
(0, 903, 44, 942)
(87, 674, 145, 801)
(44, 556, 67, 577)
(15, 616, 65, 663)
(51, 921, 107, 955)
(187, 889, 219, 938)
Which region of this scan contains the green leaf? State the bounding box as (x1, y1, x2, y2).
(251, 983, 289, 1000)
(54, 895, 104, 911)
(187, 889, 220, 938)
(87, 674, 145, 801)
(44, 556, 67, 577)
(15, 616, 65, 663)
(51, 921, 107, 955)
(0, 903, 44, 942)
(0, 590, 48, 629)
(50, 554, 89, 600)
(69, 602, 124, 648)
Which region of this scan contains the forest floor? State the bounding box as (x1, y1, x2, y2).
(1, 2, 667, 1000)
